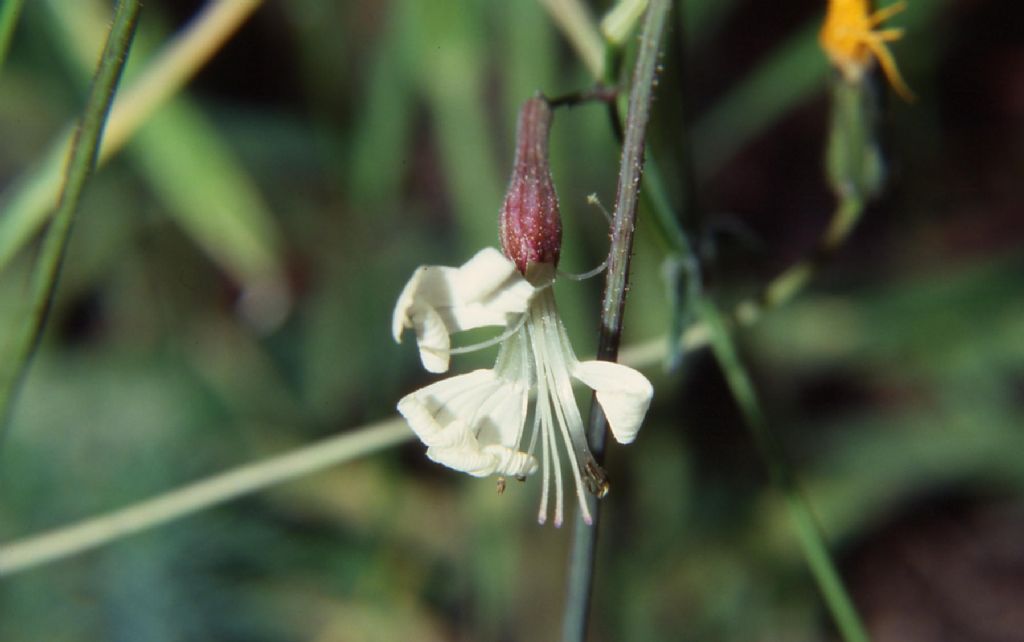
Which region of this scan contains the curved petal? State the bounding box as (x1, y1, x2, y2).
(392, 266, 428, 342)
(424, 441, 537, 479)
(572, 360, 653, 445)
(454, 247, 524, 302)
(397, 370, 499, 448)
(392, 248, 536, 372)
(483, 444, 538, 477)
(413, 306, 451, 373)
(397, 369, 533, 480)
(426, 443, 499, 477)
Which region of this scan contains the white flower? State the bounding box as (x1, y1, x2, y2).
(395, 253, 653, 526)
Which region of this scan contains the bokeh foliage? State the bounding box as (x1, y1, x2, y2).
(1, 1, 1022, 640)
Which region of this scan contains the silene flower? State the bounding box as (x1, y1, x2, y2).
(819, 0, 915, 100)
(392, 97, 654, 526)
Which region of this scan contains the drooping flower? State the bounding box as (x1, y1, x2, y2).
(819, 0, 915, 101)
(393, 96, 653, 526)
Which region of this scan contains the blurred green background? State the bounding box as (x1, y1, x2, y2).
(1, 0, 1022, 640)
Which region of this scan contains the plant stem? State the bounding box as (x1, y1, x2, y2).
(0, 0, 142, 437)
(696, 298, 871, 642)
(562, 1, 669, 640)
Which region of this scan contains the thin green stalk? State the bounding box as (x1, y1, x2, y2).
(696, 298, 870, 642)
(563, 2, 669, 640)
(0, 0, 141, 435)
(0, 0, 25, 77)
(0, 419, 410, 576)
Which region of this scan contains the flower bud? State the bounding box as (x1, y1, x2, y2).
(500, 96, 561, 275)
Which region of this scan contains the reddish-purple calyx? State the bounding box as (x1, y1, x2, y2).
(500, 96, 561, 274)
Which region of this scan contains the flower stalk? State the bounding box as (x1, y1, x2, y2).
(562, 0, 670, 639)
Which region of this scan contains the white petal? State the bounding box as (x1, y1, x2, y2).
(397, 368, 534, 480)
(472, 379, 529, 450)
(483, 444, 538, 477)
(392, 266, 425, 343)
(426, 443, 498, 477)
(454, 247, 522, 302)
(413, 307, 451, 373)
(572, 360, 653, 445)
(392, 249, 537, 371)
(425, 441, 537, 479)
(396, 370, 498, 448)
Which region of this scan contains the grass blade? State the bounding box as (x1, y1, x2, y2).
(0, 0, 142, 434)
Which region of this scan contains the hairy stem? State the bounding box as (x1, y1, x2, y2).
(562, 1, 670, 640)
(0, 0, 142, 438)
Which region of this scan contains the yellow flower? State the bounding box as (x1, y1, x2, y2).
(819, 0, 914, 100)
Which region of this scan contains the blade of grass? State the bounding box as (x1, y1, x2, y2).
(0, 0, 264, 276)
(0, 0, 141, 435)
(696, 297, 870, 642)
(0, 0, 26, 77)
(0, 419, 411, 576)
(563, 2, 669, 640)
(41, 0, 286, 323)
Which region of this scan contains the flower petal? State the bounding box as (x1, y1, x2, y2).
(425, 444, 498, 477)
(483, 444, 538, 477)
(397, 368, 534, 479)
(412, 306, 451, 373)
(425, 441, 537, 479)
(396, 370, 499, 448)
(393, 249, 536, 371)
(572, 360, 653, 445)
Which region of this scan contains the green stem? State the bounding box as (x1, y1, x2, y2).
(562, 1, 669, 640)
(0, 0, 26, 77)
(0, 0, 142, 437)
(696, 298, 871, 642)
(0, 419, 410, 575)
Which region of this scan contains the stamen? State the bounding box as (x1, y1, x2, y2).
(527, 296, 591, 526)
(536, 360, 553, 525)
(448, 313, 528, 355)
(548, 408, 565, 527)
(526, 400, 543, 456)
(512, 326, 533, 451)
(558, 259, 608, 281)
(538, 306, 594, 525)
(556, 193, 612, 281)
(586, 193, 613, 224)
